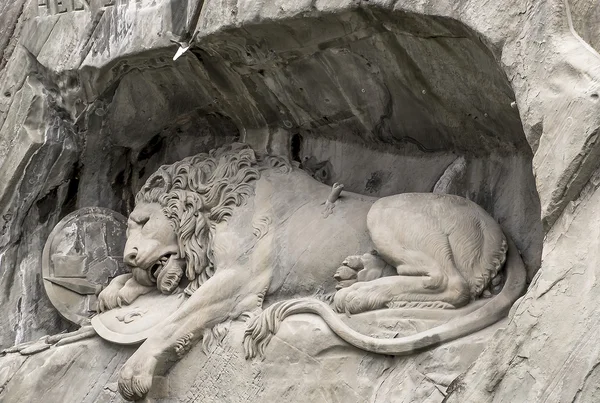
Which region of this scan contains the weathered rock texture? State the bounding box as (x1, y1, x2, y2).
(0, 0, 598, 402)
(0, 314, 503, 403)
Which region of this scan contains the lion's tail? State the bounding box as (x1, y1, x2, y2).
(243, 235, 526, 358)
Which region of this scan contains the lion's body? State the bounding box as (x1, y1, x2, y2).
(214, 168, 376, 301)
(214, 167, 505, 310)
(101, 144, 526, 401)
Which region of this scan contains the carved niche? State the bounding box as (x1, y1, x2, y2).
(8, 143, 526, 401)
(92, 143, 526, 400)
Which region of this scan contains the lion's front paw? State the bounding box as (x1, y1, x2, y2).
(118, 354, 157, 401)
(97, 274, 134, 312)
(98, 284, 122, 312)
(116, 278, 155, 307)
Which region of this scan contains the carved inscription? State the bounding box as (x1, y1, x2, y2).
(37, 0, 121, 16)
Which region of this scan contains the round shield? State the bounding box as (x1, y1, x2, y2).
(42, 207, 128, 326)
(91, 290, 187, 345)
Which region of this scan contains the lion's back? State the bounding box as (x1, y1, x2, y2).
(255, 170, 376, 299)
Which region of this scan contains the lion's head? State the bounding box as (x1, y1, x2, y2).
(123, 143, 290, 295)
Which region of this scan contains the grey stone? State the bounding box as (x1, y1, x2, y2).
(0, 313, 502, 403)
(75, 144, 521, 400)
(0, 0, 599, 402)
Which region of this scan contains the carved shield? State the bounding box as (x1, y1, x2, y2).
(42, 207, 129, 326)
(91, 291, 187, 345)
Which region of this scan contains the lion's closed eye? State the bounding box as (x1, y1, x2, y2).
(129, 214, 149, 228)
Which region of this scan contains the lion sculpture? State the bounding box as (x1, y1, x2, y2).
(97, 143, 526, 401)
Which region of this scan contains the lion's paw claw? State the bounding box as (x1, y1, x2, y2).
(341, 255, 364, 270)
(334, 255, 367, 290)
(97, 288, 120, 312)
(118, 356, 157, 401)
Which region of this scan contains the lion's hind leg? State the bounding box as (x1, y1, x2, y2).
(333, 275, 460, 313)
(333, 248, 470, 314)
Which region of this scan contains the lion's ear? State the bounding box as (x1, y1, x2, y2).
(147, 175, 165, 189)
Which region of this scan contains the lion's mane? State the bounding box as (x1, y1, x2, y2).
(135, 143, 290, 295)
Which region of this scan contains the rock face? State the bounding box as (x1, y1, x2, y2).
(0, 314, 501, 403)
(0, 0, 598, 402)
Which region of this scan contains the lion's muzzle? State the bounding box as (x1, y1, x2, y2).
(131, 254, 185, 294)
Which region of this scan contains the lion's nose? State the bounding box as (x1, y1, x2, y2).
(124, 249, 138, 267)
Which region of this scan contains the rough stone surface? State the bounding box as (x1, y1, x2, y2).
(0, 0, 598, 402)
(0, 314, 502, 402)
(445, 168, 600, 403)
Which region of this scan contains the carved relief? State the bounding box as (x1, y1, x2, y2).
(36, 0, 121, 17)
(116, 309, 148, 324)
(3, 144, 527, 400)
(83, 143, 526, 401)
(41, 207, 129, 325)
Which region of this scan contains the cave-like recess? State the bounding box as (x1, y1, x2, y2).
(0, 9, 541, 350)
(74, 9, 541, 283)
